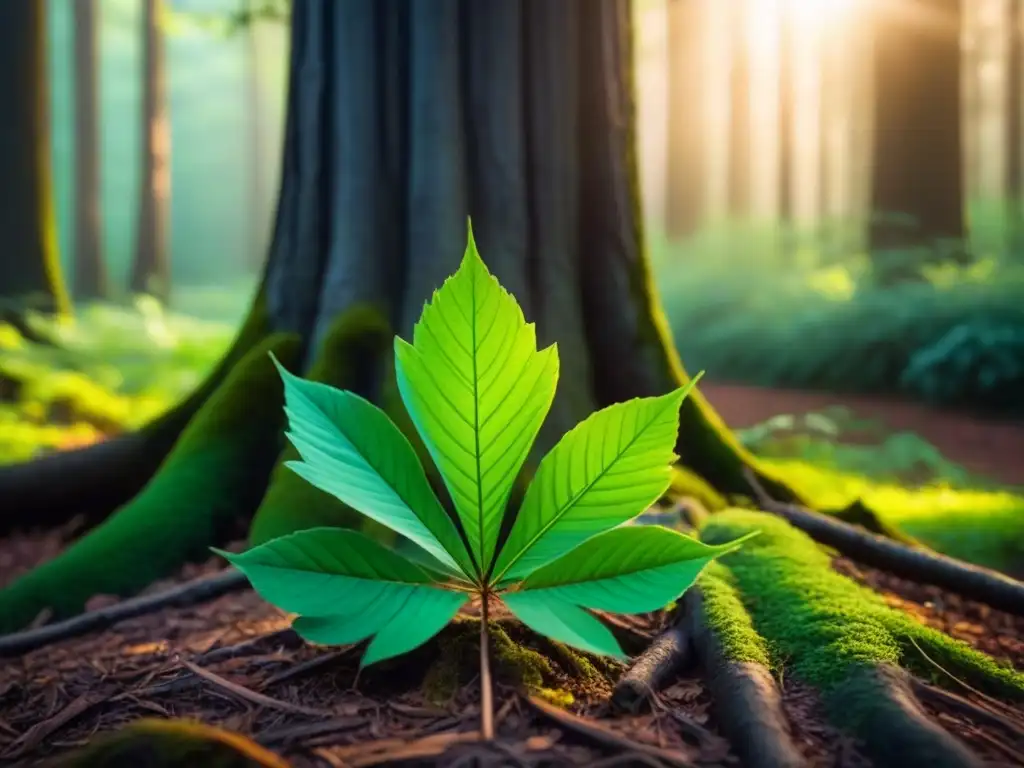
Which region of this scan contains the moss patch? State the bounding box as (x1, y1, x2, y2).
(695, 562, 772, 669)
(699, 509, 1024, 722)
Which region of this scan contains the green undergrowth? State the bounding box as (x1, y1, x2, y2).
(0, 298, 236, 465)
(698, 510, 1024, 717)
(656, 245, 1024, 414)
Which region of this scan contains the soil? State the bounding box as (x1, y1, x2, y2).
(2, 384, 1024, 766)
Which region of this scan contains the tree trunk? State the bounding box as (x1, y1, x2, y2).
(0, 0, 801, 633)
(868, 0, 967, 279)
(130, 0, 171, 304)
(1007, 0, 1022, 257)
(777, 8, 794, 225)
(0, 0, 70, 314)
(727, 0, 750, 219)
(73, 0, 108, 301)
(664, 0, 705, 239)
(244, 0, 269, 271)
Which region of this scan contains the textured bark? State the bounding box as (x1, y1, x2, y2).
(868, 0, 966, 267)
(131, 0, 171, 303)
(664, 0, 705, 239)
(0, 0, 69, 313)
(72, 0, 107, 301)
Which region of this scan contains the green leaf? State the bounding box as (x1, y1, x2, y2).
(492, 382, 698, 583)
(272, 356, 473, 578)
(214, 528, 439, 617)
(509, 525, 753, 614)
(293, 587, 468, 667)
(394, 224, 559, 575)
(501, 591, 625, 659)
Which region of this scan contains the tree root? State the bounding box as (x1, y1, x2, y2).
(611, 612, 692, 714)
(0, 569, 247, 657)
(683, 584, 806, 768)
(744, 469, 1024, 616)
(0, 334, 302, 632)
(0, 292, 271, 536)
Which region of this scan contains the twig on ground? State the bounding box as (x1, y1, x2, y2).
(744, 468, 1024, 616)
(524, 694, 694, 768)
(176, 656, 331, 717)
(0, 569, 249, 657)
(612, 614, 693, 713)
(909, 678, 1024, 745)
(255, 716, 367, 746)
(326, 730, 482, 767)
(196, 627, 302, 665)
(0, 693, 107, 761)
(262, 646, 354, 687)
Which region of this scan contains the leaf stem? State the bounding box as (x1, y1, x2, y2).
(479, 589, 495, 741)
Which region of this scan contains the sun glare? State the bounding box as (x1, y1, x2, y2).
(789, 0, 859, 25)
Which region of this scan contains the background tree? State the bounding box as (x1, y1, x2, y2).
(727, 0, 751, 219)
(0, 0, 70, 314)
(73, 0, 108, 301)
(664, 0, 705, 239)
(0, 0, 797, 632)
(868, 0, 966, 280)
(130, 0, 171, 303)
(1007, 0, 1022, 256)
(777, 4, 795, 254)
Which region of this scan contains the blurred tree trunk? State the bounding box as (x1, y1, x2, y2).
(1007, 0, 1022, 257)
(244, 0, 269, 270)
(777, 9, 794, 225)
(727, 0, 750, 218)
(73, 0, 108, 301)
(131, 0, 171, 303)
(664, 0, 705, 239)
(0, 0, 70, 314)
(868, 0, 967, 280)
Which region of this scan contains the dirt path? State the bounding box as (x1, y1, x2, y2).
(702, 383, 1024, 486)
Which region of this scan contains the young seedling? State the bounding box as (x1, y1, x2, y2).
(216, 224, 752, 739)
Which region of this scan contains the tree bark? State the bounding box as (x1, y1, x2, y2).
(664, 0, 705, 239)
(868, 0, 966, 278)
(0, 0, 801, 633)
(131, 0, 171, 303)
(73, 0, 108, 301)
(727, 0, 751, 219)
(0, 0, 70, 314)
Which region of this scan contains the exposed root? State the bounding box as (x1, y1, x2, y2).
(683, 583, 805, 768)
(44, 718, 290, 768)
(0, 334, 302, 632)
(611, 611, 693, 714)
(700, 509, 1024, 767)
(0, 292, 271, 536)
(0, 569, 247, 657)
(745, 469, 1024, 616)
(829, 665, 982, 768)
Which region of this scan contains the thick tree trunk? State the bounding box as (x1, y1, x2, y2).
(73, 0, 108, 301)
(727, 0, 750, 219)
(868, 0, 966, 279)
(0, 0, 70, 314)
(0, 0, 800, 633)
(130, 0, 171, 303)
(664, 0, 705, 239)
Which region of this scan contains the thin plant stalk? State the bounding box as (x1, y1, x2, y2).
(479, 590, 495, 740)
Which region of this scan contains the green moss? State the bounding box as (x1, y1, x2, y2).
(248, 305, 394, 544)
(695, 562, 772, 669)
(0, 334, 302, 631)
(669, 467, 728, 512)
(699, 509, 1024, 722)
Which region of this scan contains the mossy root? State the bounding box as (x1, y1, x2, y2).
(685, 569, 805, 768)
(700, 509, 1024, 768)
(248, 305, 394, 545)
(0, 334, 302, 632)
(611, 614, 693, 714)
(44, 718, 290, 768)
(0, 290, 271, 535)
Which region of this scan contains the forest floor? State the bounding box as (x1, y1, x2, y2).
(2, 384, 1024, 766)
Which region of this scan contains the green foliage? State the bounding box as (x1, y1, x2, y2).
(223, 226, 746, 668)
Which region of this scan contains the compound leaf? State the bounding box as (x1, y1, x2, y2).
(509, 525, 753, 614)
(492, 383, 697, 584)
(394, 225, 559, 576)
(273, 357, 473, 578)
